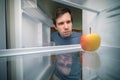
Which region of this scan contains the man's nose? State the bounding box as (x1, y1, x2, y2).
(64, 23, 68, 29)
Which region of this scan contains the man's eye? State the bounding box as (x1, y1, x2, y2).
(67, 20, 71, 24)
(58, 22, 64, 25)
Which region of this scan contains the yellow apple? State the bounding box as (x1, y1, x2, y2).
(80, 33, 101, 51)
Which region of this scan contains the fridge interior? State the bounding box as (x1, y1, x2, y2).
(0, 0, 120, 80)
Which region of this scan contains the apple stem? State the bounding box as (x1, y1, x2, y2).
(89, 27, 91, 34)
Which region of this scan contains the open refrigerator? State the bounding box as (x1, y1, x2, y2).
(0, 0, 120, 80)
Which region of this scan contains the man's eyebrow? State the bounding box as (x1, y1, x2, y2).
(58, 22, 64, 25)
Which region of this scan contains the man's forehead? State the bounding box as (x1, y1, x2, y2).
(56, 13, 71, 21)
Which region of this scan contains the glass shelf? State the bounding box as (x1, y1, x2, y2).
(0, 44, 81, 80)
(0, 44, 81, 57)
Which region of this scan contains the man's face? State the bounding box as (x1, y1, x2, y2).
(55, 12, 73, 37)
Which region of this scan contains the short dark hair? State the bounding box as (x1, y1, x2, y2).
(52, 7, 73, 25)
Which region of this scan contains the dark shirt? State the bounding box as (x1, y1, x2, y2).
(51, 31, 82, 80)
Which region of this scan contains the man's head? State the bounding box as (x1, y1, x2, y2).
(52, 7, 73, 38)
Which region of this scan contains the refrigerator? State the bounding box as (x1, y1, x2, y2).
(0, 0, 120, 80)
(0, 0, 7, 80)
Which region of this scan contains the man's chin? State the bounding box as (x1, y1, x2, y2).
(63, 33, 71, 37)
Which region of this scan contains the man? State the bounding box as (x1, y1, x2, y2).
(51, 7, 82, 80)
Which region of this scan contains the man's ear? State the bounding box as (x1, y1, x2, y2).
(53, 25, 57, 30)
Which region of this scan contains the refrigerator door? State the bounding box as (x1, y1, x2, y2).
(6, 0, 52, 80)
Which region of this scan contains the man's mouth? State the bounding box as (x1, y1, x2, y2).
(64, 31, 70, 34)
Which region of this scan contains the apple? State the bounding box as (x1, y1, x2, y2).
(80, 33, 101, 51)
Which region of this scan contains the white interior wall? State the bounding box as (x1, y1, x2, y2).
(82, 10, 98, 34)
(82, 2, 120, 80)
(96, 7, 120, 47)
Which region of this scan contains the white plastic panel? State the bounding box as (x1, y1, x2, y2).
(54, 0, 120, 12)
(96, 5, 120, 48)
(22, 13, 42, 47)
